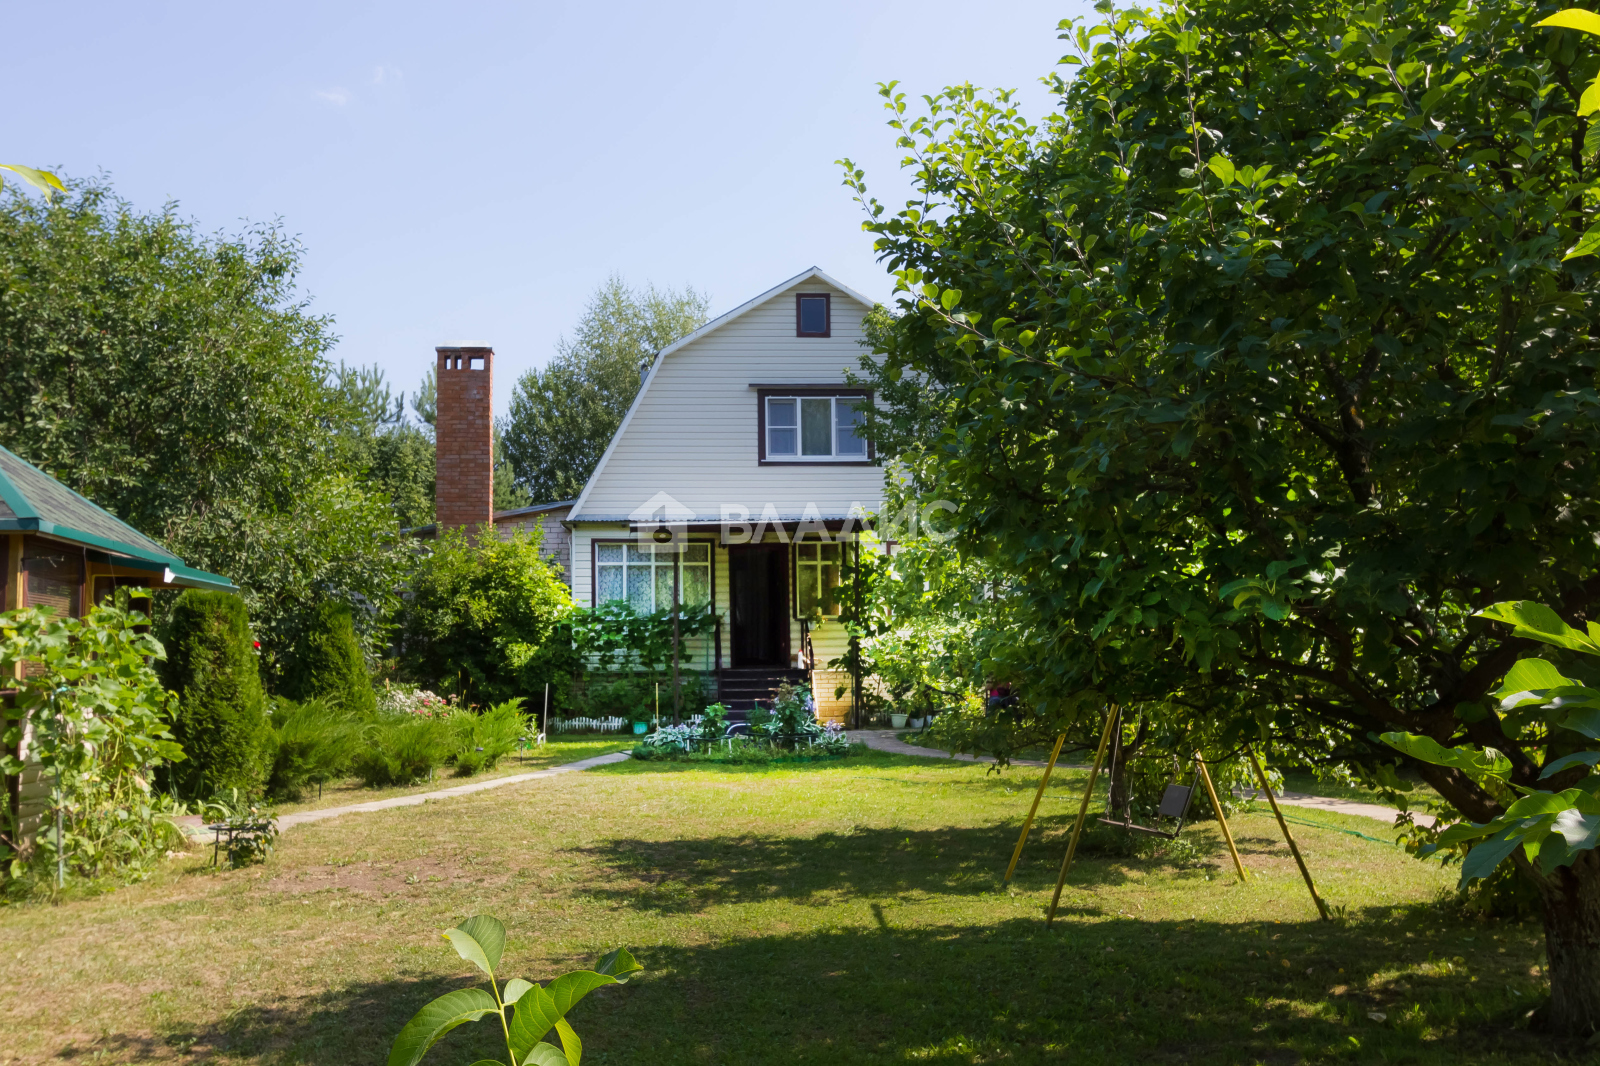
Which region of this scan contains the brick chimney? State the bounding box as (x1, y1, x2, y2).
(434, 345, 494, 537)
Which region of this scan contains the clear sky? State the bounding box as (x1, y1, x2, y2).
(9, 1, 1095, 415)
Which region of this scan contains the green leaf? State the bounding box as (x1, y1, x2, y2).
(467, 1061, 508, 1065)
(0, 164, 65, 201)
(453, 915, 506, 972)
(503, 978, 535, 1004)
(1552, 808, 1600, 853)
(555, 1018, 583, 1066)
(387, 988, 500, 1066)
(1478, 602, 1600, 655)
(1537, 10, 1600, 37)
(1561, 708, 1600, 740)
(521, 1044, 570, 1066)
(508, 985, 563, 1061)
(1378, 732, 1511, 779)
(1581, 77, 1600, 118)
(1206, 154, 1236, 187)
(595, 947, 643, 983)
(545, 970, 621, 1016)
(1541, 751, 1600, 778)
(442, 928, 494, 978)
(1494, 658, 1576, 700)
(940, 288, 962, 311)
(1566, 222, 1600, 259)
(1459, 827, 1523, 886)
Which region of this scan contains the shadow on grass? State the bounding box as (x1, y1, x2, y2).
(565, 818, 1254, 914)
(65, 914, 1570, 1066)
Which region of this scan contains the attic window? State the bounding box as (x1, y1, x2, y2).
(796, 293, 830, 337)
(758, 389, 872, 463)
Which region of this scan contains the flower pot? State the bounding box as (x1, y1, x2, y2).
(890, 713, 909, 729)
(908, 717, 926, 730)
(632, 721, 648, 735)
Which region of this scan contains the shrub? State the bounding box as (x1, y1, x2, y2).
(282, 599, 375, 716)
(352, 716, 450, 787)
(160, 590, 269, 798)
(449, 699, 526, 775)
(264, 697, 366, 799)
(395, 527, 572, 705)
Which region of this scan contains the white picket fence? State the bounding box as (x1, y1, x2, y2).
(551, 715, 630, 734)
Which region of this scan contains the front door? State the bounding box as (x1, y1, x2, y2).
(728, 544, 789, 667)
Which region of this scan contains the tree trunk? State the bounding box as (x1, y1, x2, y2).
(1106, 716, 1148, 824)
(1533, 849, 1600, 1037)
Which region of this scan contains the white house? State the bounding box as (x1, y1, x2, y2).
(564, 266, 884, 722)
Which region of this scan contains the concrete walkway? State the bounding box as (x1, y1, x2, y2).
(848, 730, 1434, 828)
(277, 751, 632, 829)
(176, 751, 632, 839)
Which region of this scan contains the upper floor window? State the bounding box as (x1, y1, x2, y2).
(795, 293, 831, 337)
(595, 541, 711, 611)
(762, 393, 870, 462)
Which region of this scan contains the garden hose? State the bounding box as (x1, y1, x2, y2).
(1275, 813, 1397, 847)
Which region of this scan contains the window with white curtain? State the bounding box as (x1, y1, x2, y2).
(595, 542, 711, 610)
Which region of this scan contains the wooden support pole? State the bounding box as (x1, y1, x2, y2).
(1046, 706, 1119, 927)
(1003, 733, 1066, 884)
(1247, 746, 1330, 921)
(1194, 755, 1246, 883)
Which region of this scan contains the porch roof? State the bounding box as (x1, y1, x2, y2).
(0, 445, 236, 591)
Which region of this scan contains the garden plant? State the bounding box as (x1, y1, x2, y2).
(389, 913, 640, 1066)
(0, 592, 187, 885)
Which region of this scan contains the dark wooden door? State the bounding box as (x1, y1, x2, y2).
(728, 544, 789, 667)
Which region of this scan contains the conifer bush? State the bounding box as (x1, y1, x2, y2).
(352, 716, 450, 787)
(283, 599, 375, 716)
(448, 698, 526, 775)
(160, 590, 269, 798)
(263, 697, 366, 799)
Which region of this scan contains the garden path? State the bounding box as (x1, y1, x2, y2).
(846, 729, 1436, 828)
(175, 750, 633, 838)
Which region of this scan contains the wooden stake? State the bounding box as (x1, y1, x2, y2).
(1046, 706, 1119, 927)
(1004, 733, 1066, 884)
(1194, 755, 1246, 882)
(1247, 746, 1330, 921)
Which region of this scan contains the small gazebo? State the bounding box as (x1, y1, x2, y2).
(0, 444, 235, 616)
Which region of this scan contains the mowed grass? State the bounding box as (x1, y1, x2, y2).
(270, 736, 633, 816)
(0, 751, 1572, 1065)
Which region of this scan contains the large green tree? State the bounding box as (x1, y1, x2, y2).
(395, 528, 573, 705)
(844, 0, 1600, 1034)
(333, 363, 437, 530)
(500, 276, 708, 502)
(0, 178, 409, 682)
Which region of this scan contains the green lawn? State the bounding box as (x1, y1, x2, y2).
(0, 749, 1572, 1064)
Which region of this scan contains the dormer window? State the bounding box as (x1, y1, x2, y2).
(795, 293, 831, 337)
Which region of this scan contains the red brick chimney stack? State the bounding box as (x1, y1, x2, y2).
(434, 345, 494, 537)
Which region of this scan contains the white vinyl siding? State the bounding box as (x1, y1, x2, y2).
(572, 276, 884, 521)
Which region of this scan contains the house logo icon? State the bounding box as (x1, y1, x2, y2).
(629, 491, 696, 551)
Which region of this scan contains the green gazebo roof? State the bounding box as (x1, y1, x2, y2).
(0, 445, 235, 592)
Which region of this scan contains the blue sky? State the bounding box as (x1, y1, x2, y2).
(10, 1, 1094, 415)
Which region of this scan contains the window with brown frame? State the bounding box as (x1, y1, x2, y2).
(795, 293, 830, 337)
